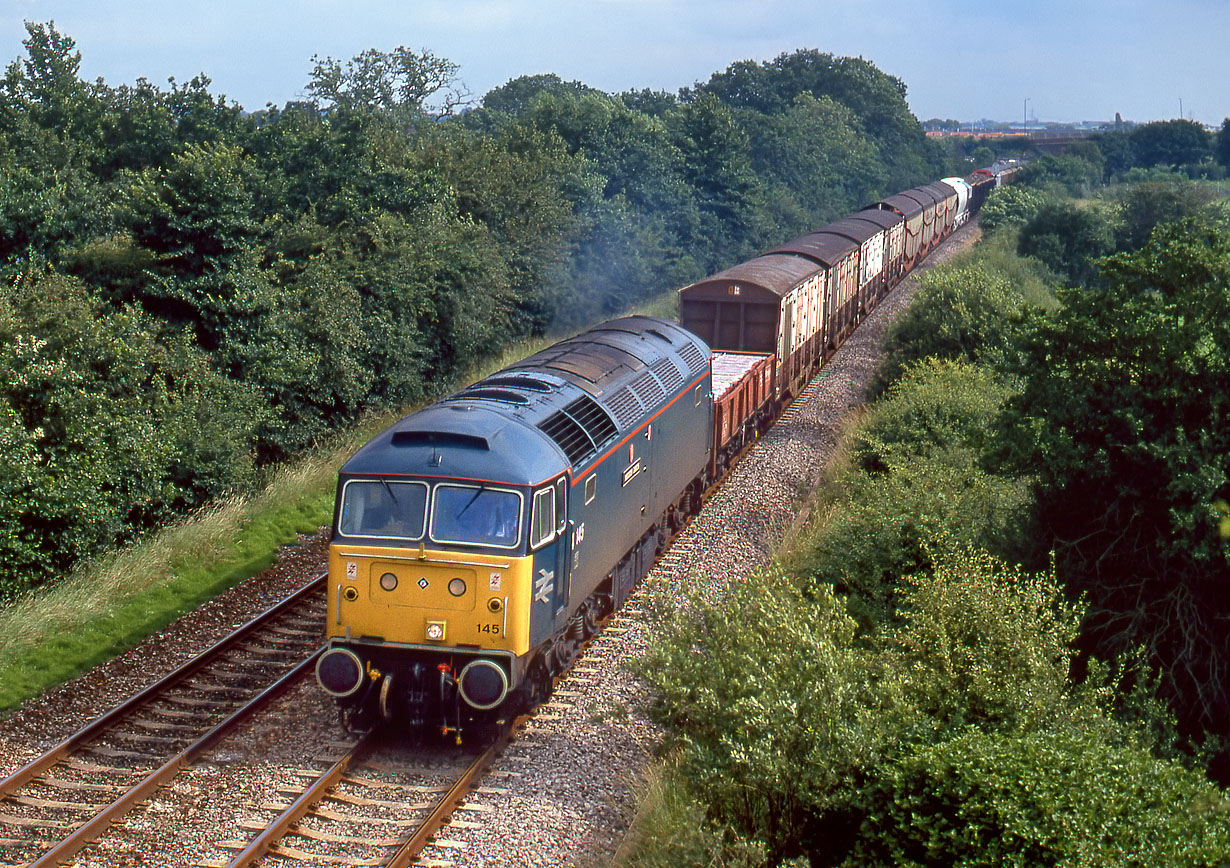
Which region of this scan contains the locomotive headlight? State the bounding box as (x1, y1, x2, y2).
(425, 620, 446, 641)
(379, 572, 398, 591)
(448, 578, 467, 597)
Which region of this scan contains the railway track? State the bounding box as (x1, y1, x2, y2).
(0, 576, 327, 867)
(204, 728, 504, 868)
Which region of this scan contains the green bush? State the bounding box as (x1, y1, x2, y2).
(0, 270, 262, 594)
(874, 260, 1033, 396)
(795, 359, 1033, 629)
(850, 726, 1230, 868)
(852, 359, 1014, 472)
(1018, 201, 1115, 286)
(641, 570, 909, 864)
(978, 184, 1048, 236)
(641, 544, 1229, 868)
(886, 546, 1085, 732)
(797, 456, 1033, 630)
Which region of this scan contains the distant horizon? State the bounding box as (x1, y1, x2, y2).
(3, 2, 1227, 127)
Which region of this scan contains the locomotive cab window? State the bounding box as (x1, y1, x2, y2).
(339, 479, 428, 540)
(430, 484, 522, 549)
(584, 475, 597, 505)
(530, 486, 557, 549)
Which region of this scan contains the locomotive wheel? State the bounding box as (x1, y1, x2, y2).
(581, 602, 599, 639)
(527, 657, 552, 709)
(667, 502, 685, 533)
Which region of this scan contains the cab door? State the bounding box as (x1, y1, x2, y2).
(529, 477, 571, 634)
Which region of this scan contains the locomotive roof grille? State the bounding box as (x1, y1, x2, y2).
(391, 430, 489, 450)
(677, 341, 707, 374)
(456, 387, 531, 405)
(537, 394, 618, 466)
(606, 387, 645, 429)
(630, 370, 666, 409)
(483, 375, 556, 392)
(650, 356, 684, 393)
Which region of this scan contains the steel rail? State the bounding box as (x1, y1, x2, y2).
(27, 648, 323, 868)
(222, 729, 380, 868)
(0, 573, 326, 797)
(382, 732, 508, 868)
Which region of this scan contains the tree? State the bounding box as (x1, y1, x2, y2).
(306, 46, 467, 118)
(969, 144, 995, 169)
(977, 184, 1048, 236)
(687, 49, 939, 190)
(1017, 201, 1114, 285)
(996, 218, 1230, 750)
(479, 73, 594, 116)
(1114, 178, 1217, 251)
(1215, 118, 1230, 170)
(1090, 128, 1135, 179)
(747, 93, 884, 225)
(671, 92, 768, 267)
(1129, 119, 1212, 169)
(1, 21, 100, 144)
(0, 269, 262, 591)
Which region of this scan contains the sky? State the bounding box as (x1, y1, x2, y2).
(2, 0, 1227, 127)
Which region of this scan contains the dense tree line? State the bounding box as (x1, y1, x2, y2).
(0, 23, 942, 596)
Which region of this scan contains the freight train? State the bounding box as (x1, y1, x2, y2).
(314, 167, 1006, 737)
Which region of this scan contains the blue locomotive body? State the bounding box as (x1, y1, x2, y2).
(316, 316, 711, 734)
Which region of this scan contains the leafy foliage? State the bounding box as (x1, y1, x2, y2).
(874, 257, 1040, 390)
(996, 217, 1230, 750)
(640, 545, 1227, 868)
(1017, 201, 1115, 286)
(797, 362, 1033, 629)
(852, 725, 1230, 868)
(1112, 178, 1218, 251)
(976, 183, 1049, 236)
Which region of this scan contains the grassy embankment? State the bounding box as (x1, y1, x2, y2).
(0, 293, 679, 715)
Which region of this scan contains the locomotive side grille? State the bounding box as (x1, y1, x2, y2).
(650, 357, 684, 393)
(606, 387, 645, 429)
(630, 371, 665, 409)
(677, 341, 707, 374)
(539, 411, 592, 464)
(565, 394, 618, 446)
(538, 395, 618, 466)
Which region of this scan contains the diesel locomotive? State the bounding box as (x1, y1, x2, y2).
(315, 165, 1010, 737)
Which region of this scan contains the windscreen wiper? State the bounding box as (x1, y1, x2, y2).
(456, 485, 487, 518)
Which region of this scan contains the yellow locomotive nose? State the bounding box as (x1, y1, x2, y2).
(327, 544, 532, 655)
